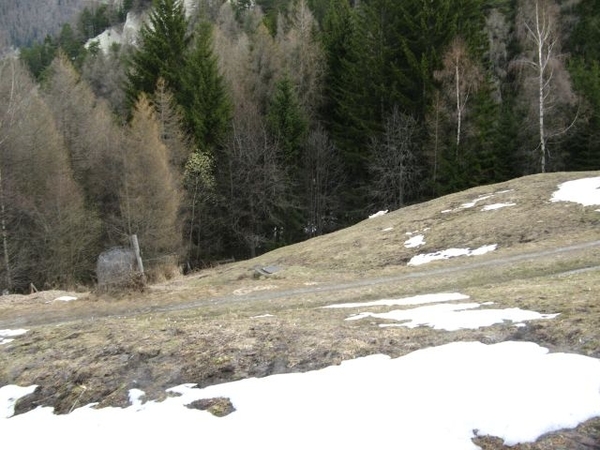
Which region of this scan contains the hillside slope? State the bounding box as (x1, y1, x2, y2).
(1, 172, 600, 449)
(240, 171, 600, 278)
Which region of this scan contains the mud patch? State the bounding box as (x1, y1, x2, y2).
(187, 397, 236, 417)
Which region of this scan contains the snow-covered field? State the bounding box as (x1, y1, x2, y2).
(2, 339, 599, 450)
(2, 177, 600, 449)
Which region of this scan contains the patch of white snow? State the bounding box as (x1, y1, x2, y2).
(551, 177, 600, 206)
(408, 244, 497, 266)
(345, 303, 558, 331)
(404, 234, 425, 248)
(461, 195, 493, 209)
(54, 296, 78, 302)
(0, 385, 37, 418)
(322, 293, 470, 309)
(0, 329, 28, 345)
(481, 203, 516, 211)
(2, 342, 599, 449)
(368, 210, 388, 219)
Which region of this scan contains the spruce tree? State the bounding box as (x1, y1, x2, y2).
(566, 0, 600, 170)
(125, 0, 190, 111)
(267, 75, 309, 244)
(267, 75, 308, 167)
(180, 21, 231, 151)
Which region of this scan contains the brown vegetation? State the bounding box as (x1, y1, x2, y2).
(1, 172, 599, 448)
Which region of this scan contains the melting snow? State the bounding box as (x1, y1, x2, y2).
(461, 195, 493, 209)
(481, 203, 516, 211)
(54, 296, 78, 302)
(1, 385, 37, 418)
(551, 176, 600, 206)
(2, 341, 599, 449)
(0, 329, 28, 345)
(323, 292, 470, 309)
(408, 244, 497, 266)
(368, 210, 388, 219)
(346, 303, 558, 331)
(404, 234, 426, 248)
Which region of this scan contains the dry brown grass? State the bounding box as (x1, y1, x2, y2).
(1, 171, 600, 449)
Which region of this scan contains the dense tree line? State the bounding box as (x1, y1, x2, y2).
(1, 0, 599, 292)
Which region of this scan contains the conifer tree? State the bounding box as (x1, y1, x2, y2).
(565, 0, 600, 170)
(267, 75, 308, 167)
(267, 74, 309, 244)
(125, 0, 190, 110)
(180, 20, 232, 151)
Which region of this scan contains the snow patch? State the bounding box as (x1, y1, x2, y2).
(2, 342, 599, 449)
(481, 203, 516, 211)
(1, 385, 37, 418)
(54, 296, 78, 302)
(368, 210, 388, 219)
(323, 292, 470, 309)
(346, 303, 558, 331)
(551, 177, 600, 206)
(408, 244, 497, 266)
(251, 314, 274, 319)
(404, 234, 425, 248)
(461, 195, 493, 209)
(0, 329, 28, 345)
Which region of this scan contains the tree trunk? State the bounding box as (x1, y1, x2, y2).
(0, 168, 11, 291)
(455, 62, 461, 151)
(536, 2, 547, 173)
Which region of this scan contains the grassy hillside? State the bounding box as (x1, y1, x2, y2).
(1, 171, 599, 448)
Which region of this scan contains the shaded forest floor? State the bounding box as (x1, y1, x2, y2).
(1, 171, 600, 449)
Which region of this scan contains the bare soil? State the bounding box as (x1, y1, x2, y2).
(1, 171, 600, 449)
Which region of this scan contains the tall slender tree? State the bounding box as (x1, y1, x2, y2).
(0, 59, 100, 290)
(369, 107, 421, 210)
(514, 0, 576, 173)
(180, 20, 232, 151)
(125, 0, 190, 110)
(120, 95, 182, 264)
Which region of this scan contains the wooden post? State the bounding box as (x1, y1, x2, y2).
(130, 234, 144, 275)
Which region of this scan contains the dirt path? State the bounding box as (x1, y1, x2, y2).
(2, 239, 599, 329)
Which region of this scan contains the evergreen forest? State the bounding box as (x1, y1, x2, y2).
(1, 0, 599, 292)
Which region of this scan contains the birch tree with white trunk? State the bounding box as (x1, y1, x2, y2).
(435, 37, 482, 153)
(515, 0, 576, 173)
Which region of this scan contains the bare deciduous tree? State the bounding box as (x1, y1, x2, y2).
(0, 58, 101, 290)
(434, 37, 483, 152)
(276, 0, 325, 116)
(304, 126, 344, 237)
(222, 103, 286, 258)
(120, 95, 182, 266)
(369, 107, 420, 210)
(514, 0, 576, 173)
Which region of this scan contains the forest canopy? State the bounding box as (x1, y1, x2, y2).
(1, 0, 598, 292)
